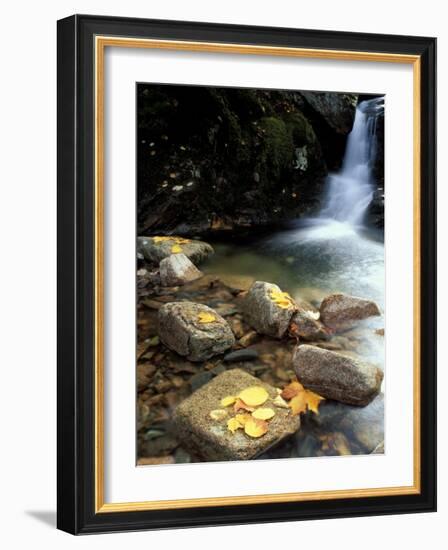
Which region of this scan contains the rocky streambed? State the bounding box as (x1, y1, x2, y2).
(137, 232, 385, 465)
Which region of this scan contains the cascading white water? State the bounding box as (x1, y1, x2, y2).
(320, 97, 384, 226)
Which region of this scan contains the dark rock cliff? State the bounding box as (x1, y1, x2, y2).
(137, 85, 357, 236)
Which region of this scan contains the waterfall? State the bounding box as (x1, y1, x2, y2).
(319, 97, 384, 226)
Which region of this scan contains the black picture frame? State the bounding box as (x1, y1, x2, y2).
(57, 14, 436, 534)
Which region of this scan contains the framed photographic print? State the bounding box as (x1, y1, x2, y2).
(57, 14, 436, 534)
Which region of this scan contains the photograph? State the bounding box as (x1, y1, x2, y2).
(136, 83, 386, 465)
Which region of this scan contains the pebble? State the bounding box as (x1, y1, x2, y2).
(223, 348, 259, 363)
(189, 371, 213, 391)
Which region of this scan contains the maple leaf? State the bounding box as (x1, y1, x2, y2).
(238, 386, 269, 407)
(289, 393, 308, 416)
(269, 288, 295, 310)
(197, 311, 216, 324)
(305, 390, 325, 414)
(281, 380, 304, 400)
(244, 417, 268, 438)
(252, 407, 276, 420)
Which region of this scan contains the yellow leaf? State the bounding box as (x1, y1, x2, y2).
(269, 288, 295, 310)
(238, 386, 269, 407)
(273, 395, 289, 409)
(244, 417, 268, 438)
(209, 409, 227, 421)
(220, 395, 236, 407)
(252, 408, 276, 420)
(233, 398, 255, 413)
(289, 393, 308, 416)
(305, 390, 325, 414)
(197, 311, 216, 324)
(153, 236, 191, 245)
(281, 380, 304, 400)
(235, 413, 252, 426)
(227, 417, 243, 433)
(171, 244, 182, 253)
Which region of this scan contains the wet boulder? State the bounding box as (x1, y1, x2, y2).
(301, 92, 357, 135)
(243, 281, 297, 339)
(289, 300, 330, 341)
(319, 293, 381, 331)
(138, 236, 214, 265)
(173, 369, 300, 461)
(159, 253, 203, 286)
(293, 344, 383, 406)
(158, 302, 235, 361)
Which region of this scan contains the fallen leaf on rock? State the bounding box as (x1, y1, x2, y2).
(281, 380, 304, 400)
(153, 236, 190, 245)
(252, 407, 276, 420)
(305, 390, 325, 414)
(289, 393, 308, 416)
(227, 417, 243, 433)
(244, 417, 268, 438)
(197, 311, 217, 324)
(269, 288, 295, 310)
(238, 386, 269, 407)
(233, 398, 255, 413)
(171, 244, 182, 253)
(209, 409, 228, 421)
(235, 413, 252, 426)
(220, 395, 236, 407)
(273, 395, 289, 409)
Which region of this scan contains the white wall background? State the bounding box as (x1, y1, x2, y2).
(0, 0, 444, 547)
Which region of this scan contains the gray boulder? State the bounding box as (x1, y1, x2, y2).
(301, 92, 358, 135)
(138, 236, 213, 265)
(243, 281, 297, 339)
(320, 293, 381, 330)
(159, 253, 203, 286)
(293, 344, 383, 406)
(158, 302, 235, 361)
(289, 300, 329, 341)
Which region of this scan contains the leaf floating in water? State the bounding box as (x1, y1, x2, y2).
(227, 417, 243, 433)
(220, 395, 236, 407)
(252, 407, 276, 420)
(209, 409, 228, 421)
(269, 288, 295, 309)
(197, 311, 216, 324)
(305, 390, 325, 414)
(238, 386, 269, 407)
(171, 244, 182, 253)
(244, 417, 268, 438)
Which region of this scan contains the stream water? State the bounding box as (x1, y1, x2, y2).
(202, 98, 386, 456)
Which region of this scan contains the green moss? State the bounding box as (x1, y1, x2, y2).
(284, 112, 317, 146)
(258, 117, 294, 178)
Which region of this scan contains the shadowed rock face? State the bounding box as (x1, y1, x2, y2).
(319, 293, 381, 331)
(243, 281, 297, 339)
(293, 344, 383, 406)
(137, 86, 358, 236)
(158, 302, 235, 362)
(173, 369, 300, 461)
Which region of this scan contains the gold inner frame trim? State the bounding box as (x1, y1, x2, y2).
(94, 35, 421, 513)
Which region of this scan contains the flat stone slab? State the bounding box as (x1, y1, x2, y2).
(293, 344, 383, 406)
(173, 369, 300, 461)
(138, 236, 213, 265)
(158, 302, 235, 361)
